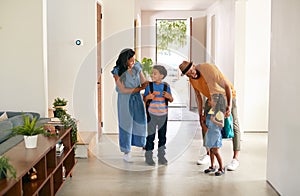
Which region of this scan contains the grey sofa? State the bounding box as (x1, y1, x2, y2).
(0, 111, 49, 155)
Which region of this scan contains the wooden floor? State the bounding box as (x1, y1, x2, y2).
(57, 119, 279, 196)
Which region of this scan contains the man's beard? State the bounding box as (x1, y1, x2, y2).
(193, 70, 201, 79)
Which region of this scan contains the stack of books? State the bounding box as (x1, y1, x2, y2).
(56, 141, 64, 156)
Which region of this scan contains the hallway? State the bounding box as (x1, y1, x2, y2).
(58, 113, 278, 196)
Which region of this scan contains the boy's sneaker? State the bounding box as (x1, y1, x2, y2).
(227, 159, 239, 171)
(123, 153, 133, 163)
(197, 155, 210, 165)
(145, 156, 155, 166)
(158, 156, 168, 165)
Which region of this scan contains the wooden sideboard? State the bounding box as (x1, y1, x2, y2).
(0, 127, 76, 196)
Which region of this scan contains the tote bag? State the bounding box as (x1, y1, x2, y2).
(221, 114, 234, 139)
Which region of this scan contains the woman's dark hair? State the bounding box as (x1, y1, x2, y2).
(113, 48, 135, 82)
(212, 94, 226, 115)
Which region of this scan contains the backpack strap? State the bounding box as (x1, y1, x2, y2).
(163, 82, 169, 106)
(145, 82, 153, 121)
(149, 81, 153, 94)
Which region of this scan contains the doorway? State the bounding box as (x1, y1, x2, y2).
(97, 3, 102, 136)
(155, 19, 190, 108)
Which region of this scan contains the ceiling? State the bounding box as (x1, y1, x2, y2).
(138, 0, 218, 11)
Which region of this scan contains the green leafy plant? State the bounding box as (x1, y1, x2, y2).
(59, 113, 78, 143)
(53, 97, 68, 107)
(12, 116, 46, 136)
(139, 57, 153, 78)
(52, 99, 77, 143)
(0, 156, 17, 179)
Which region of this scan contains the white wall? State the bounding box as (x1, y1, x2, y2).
(102, 0, 136, 133)
(206, 0, 235, 82)
(207, 0, 271, 133)
(0, 0, 47, 116)
(267, 1, 300, 195)
(47, 0, 97, 132)
(234, 0, 246, 136)
(244, 0, 271, 132)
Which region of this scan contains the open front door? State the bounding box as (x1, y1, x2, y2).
(156, 18, 191, 109)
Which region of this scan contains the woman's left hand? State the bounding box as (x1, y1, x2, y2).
(140, 81, 149, 89)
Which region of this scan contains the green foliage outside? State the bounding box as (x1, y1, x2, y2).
(157, 20, 187, 51)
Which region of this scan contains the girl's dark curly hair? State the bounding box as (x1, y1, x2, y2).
(211, 94, 226, 115)
(113, 48, 135, 82)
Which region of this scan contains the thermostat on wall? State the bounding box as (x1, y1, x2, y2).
(75, 39, 82, 46)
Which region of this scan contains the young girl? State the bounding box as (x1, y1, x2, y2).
(204, 94, 226, 176)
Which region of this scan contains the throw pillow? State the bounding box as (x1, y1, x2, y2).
(0, 112, 8, 122)
(0, 120, 13, 143)
(9, 114, 33, 127)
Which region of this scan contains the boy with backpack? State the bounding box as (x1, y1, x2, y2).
(143, 65, 173, 166)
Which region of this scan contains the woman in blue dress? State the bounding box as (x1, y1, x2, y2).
(111, 48, 148, 162)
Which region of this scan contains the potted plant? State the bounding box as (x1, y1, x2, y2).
(52, 98, 78, 143)
(59, 113, 78, 144)
(53, 97, 68, 110)
(12, 115, 47, 148)
(53, 97, 68, 118)
(53, 97, 67, 108)
(140, 57, 153, 79)
(0, 155, 16, 179)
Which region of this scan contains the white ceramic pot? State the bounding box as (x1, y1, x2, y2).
(24, 135, 38, 148)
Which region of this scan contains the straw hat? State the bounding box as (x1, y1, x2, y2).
(179, 61, 193, 75)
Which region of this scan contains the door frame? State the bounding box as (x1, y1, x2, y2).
(97, 3, 102, 136)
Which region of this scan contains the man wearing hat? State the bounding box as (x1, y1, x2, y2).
(179, 61, 240, 171)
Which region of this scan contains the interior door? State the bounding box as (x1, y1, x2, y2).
(97, 3, 102, 136)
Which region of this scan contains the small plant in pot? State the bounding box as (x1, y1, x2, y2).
(52, 97, 78, 143)
(0, 155, 17, 179)
(53, 97, 67, 108)
(53, 97, 68, 117)
(12, 115, 47, 148)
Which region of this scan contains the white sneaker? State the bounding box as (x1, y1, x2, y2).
(123, 153, 133, 163)
(227, 159, 239, 171)
(197, 155, 210, 165)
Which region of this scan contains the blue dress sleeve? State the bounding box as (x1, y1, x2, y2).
(111, 67, 119, 76)
(134, 62, 142, 73)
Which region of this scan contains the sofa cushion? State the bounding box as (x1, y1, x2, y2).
(0, 112, 8, 122)
(0, 135, 23, 155)
(6, 111, 40, 119)
(9, 114, 33, 127)
(0, 120, 13, 143)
